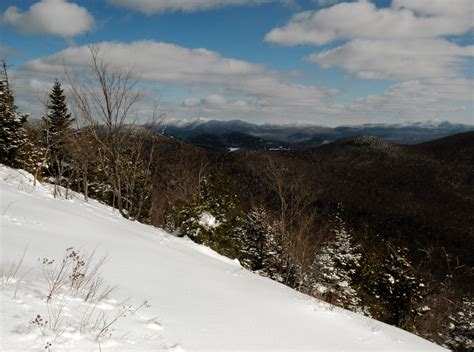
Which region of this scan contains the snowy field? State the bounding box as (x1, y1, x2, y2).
(1, 165, 446, 351)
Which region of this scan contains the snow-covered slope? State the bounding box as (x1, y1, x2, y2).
(1, 166, 446, 351)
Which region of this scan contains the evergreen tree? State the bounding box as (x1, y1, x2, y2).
(42, 79, 75, 194)
(45, 79, 74, 157)
(260, 221, 289, 283)
(368, 246, 426, 329)
(240, 207, 282, 274)
(0, 62, 29, 168)
(240, 207, 271, 271)
(304, 217, 370, 316)
(242, 207, 290, 282)
(173, 175, 244, 259)
(439, 298, 474, 351)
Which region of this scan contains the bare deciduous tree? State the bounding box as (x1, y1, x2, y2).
(68, 45, 163, 220)
(262, 154, 321, 286)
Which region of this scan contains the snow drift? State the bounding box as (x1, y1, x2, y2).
(0, 165, 446, 351)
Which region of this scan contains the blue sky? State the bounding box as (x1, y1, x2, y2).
(1, 0, 473, 126)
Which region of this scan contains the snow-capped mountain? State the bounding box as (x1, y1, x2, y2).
(157, 119, 473, 150)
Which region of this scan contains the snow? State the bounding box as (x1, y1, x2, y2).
(163, 117, 213, 128)
(198, 211, 219, 229)
(0, 165, 446, 351)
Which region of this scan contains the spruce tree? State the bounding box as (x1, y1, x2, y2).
(240, 207, 288, 282)
(45, 79, 73, 156)
(369, 246, 426, 328)
(304, 217, 370, 316)
(439, 298, 474, 351)
(0, 62, 29, 167)
(42, 79, 75, 192)
(174, 175, 244, 259)
(241, 207, 270, 271)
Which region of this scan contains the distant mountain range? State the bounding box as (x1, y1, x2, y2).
(158, 118, 474, 150)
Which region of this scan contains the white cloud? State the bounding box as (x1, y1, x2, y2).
(20, 41, 267, 84)
(265, 0, 474, 82)
(201, 94, 228, 106)
(308, 39, 474, 80)
(392, 0, 473, 18)
(11, 40, 473, 125)
(265, 0, 473, 45)
(181, 94, 258, 114)
(350, 78, 474, 122)
(107, 0, 275, 14)
(182, 97, 201, 108)
(314, 0, 345, 7)
(1, 0, 94, 37)
(14, 40, 340, 123)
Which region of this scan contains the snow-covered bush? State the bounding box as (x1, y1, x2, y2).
(172, 176, 244, 259)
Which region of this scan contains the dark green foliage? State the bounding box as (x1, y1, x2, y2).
(39, 79, 76, 193)
(259, 230, 290, 283)
(363, 245, 426, 330)
(20, 130, 45, 174)
(439, 298, 474, 351)
(300, 217, 370, 315)
(46, 80, 73, 135)
(172, 175, 244, 259)
(240, 207, 271, 270)
(44, 79, 74, 160)
(0, 72, 30, 168)
(239, 207, 288, 283)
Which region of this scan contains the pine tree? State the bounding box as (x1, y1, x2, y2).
(240, 207, 270, 270)
(304, 217, 370, 316)
(369, 246, 426, 329)
(244, 207, 289, 282)
(439, 298, 474, 351)
(174, 175, 244, 259)
(45, 79, 73, 157)
(0, 61, 29, 168)
(42, 79, 75, 195)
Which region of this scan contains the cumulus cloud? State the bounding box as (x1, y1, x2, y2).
(14, 40, 340, 123)
(178, 77, 474, 124)
(181, 94, 258, 114)
(392, 0, 473, 18)
(265, 0, 473, 45)
(308, 39, 474, 80)
(314, 0, 345, 7)
(1, 0, 94, 37)
(107, 0, 274, 14)
(265, 0, 474, 83)
(11, 40, 473, 125)
(350, 78, 473, 121)
(181, 97, 201, 108)
(20, 41, 268, 84)
(201, 94, 228, 106)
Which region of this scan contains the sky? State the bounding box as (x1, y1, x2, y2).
(0, 0, 473, 126)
